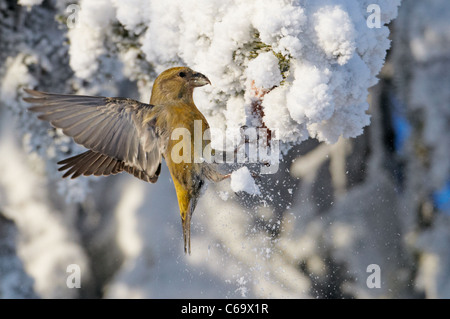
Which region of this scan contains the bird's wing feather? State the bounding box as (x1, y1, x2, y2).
(24, 89, 163, 181)
(57, 150, 160, 183)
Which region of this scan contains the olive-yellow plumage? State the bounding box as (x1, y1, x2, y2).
(24, 66, 228, 254)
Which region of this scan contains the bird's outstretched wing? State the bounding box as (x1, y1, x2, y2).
(24, 89, 163, 183)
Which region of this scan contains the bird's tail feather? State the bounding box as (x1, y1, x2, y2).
(182, 197, 199, 255)
(182, 210, 191, 255)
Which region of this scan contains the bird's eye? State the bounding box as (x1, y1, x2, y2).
(179, 71, 186, 78)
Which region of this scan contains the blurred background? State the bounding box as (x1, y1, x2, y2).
(0, 0, 449, 298)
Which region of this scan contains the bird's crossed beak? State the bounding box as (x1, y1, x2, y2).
(191, 72, 211, 87)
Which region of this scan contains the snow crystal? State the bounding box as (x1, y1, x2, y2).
(18, 0, 43, 7)
(217, 191, 230, 201)
(230, 167, 260, 195)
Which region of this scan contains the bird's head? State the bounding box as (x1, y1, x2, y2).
(150, 67, 211, 105)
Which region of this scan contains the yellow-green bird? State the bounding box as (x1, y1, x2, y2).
(24, 67, 229, 254)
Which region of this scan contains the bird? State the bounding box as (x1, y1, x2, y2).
(23, 66, 230, 254)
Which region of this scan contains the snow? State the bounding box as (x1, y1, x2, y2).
(67, 0, 116, 79)
(286, 62, 334, 124)
(0, 215, 36, 298)
(65, 0, 400, 146)
(393, 0, 450, 192)
(391, 0, 450, 298)
(17, 0, 43, 7)
(313, 5, 356, 66)
(0, 109, 90, 298)
(246, 52, 283, 90)
(6, 0, 450, 301)
(230, 167, 260, 195)
(111, 0, 150, 32)
(0, 54, 37, 106)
